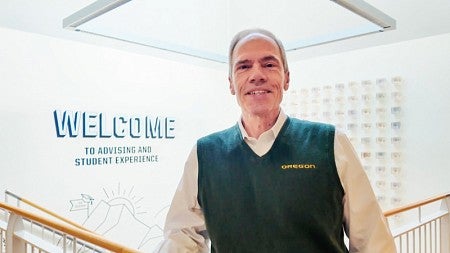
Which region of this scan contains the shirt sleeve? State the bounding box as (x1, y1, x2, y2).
(334, 131, 397, 253)
(154, 145, 209, 253)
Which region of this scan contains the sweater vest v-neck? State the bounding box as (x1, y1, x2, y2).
(197, 117, 347, 253)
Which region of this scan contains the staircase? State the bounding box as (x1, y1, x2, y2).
(1, 191, 449, 253)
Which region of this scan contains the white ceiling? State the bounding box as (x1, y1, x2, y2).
(1, 0, 450, 67)
(67, 0, 390, 63)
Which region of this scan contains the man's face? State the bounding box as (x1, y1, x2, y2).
(229, 35, 289, 118)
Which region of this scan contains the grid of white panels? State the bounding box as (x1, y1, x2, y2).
(283, 76, 404, 211)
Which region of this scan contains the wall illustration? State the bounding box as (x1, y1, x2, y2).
(70, 184, 169, 251)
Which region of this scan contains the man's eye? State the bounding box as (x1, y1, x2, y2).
(237, 65, 249, 70)
(265, 63, 275, 68)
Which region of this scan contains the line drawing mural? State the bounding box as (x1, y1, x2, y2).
(70, 183, 169, 251)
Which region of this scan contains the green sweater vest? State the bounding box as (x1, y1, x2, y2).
(197, 117, 348, 253)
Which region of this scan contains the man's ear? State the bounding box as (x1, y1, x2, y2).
(229, 76, 236, 95)
(284, 71, 290, 91)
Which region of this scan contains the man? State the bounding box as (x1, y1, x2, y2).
(156, 28, 396, 252)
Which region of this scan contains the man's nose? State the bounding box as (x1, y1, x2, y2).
(249, 66, 267, 84)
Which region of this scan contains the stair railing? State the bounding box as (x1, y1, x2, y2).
(384, 193, 450, 253)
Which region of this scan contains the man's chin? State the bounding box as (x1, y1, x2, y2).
(244, 107, 279, 118)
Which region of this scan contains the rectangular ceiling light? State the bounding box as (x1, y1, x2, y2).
(63, 0, 131, 31)
(63, 0, 396, 63)
(285, 0, 396, 50)
(332, 0, 396, 30)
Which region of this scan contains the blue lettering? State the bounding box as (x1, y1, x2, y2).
(53, 110, 80, 137)
(54, 110, 175, 139)
(130, 117, 142, 138)
(114, 117, 127, 138)
(146, 117, 162, 138)
(165, 117, 175, 139)
(99, 113, 112, 138)
(83, 112, 97, 138)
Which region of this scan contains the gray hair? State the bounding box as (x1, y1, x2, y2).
(228, 28, 289, 77)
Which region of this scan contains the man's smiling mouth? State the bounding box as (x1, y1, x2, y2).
(246, 90, 271, 95)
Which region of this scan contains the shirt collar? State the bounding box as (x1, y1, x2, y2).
(238, 110, 288, 140)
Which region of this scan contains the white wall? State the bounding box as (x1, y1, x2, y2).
(288, 33, 450, 205)
(0, 26, 238, 251)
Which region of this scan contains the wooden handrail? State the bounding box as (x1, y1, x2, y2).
(384, 193, 450, 217)
(0, 201, 139, 253)
(5, 190, 93, 233)
(2, 191, 447, 251)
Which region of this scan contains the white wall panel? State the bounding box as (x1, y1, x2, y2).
(0, 26, 237, 251)
(288, 33, 450, 211)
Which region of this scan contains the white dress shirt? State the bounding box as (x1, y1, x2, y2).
(155, 111, 396, 253)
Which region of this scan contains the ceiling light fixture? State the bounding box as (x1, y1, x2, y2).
(63, 0, 396, 63)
